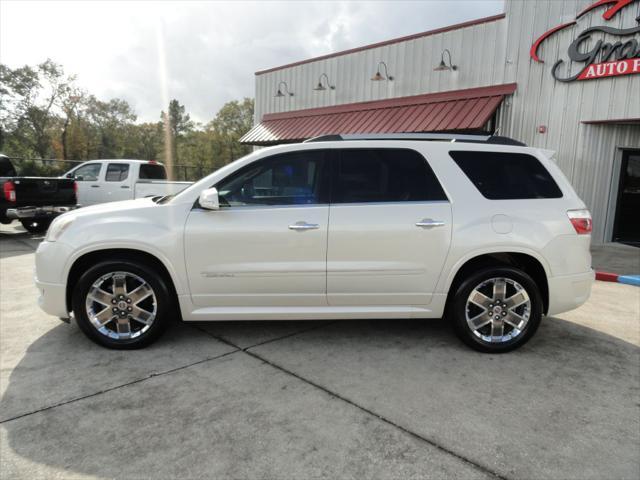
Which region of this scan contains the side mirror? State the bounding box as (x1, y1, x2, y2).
(74, 175, 83, 181)
(66, 173, 75, 179)
(199, 187, 220, 210)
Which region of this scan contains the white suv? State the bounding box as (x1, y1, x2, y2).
(35, 134, 594, 352)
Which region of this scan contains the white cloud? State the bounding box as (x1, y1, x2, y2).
(1, 0, 503, 122)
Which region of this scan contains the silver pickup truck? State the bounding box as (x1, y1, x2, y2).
(62, 159, 192, 206)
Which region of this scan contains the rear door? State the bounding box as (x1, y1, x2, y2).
(103, 162, 133, 202)
(327, 148, 452, 306)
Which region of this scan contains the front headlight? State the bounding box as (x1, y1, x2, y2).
(45, 215, 75, 242)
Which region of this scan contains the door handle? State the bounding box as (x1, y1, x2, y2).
(416, 219, 445, 228)
(91, 185, 100, 188)
(289, 222, 320, 231)
(120, 185, 130, 189)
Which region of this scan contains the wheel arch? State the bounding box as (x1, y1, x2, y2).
(66, 248, 179, 314)
(445, 251, 550, 314)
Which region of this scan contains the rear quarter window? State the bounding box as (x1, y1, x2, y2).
(139, 164, 167, 180)
(449, 151, 562, 200)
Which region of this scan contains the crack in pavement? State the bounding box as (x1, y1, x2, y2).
(0, 321, 333, 424)
(196, 326, 510, 480)
(0, 349, 239, 424)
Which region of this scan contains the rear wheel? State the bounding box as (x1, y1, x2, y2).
(72, 260, 173, 349)
(450, 266, 542, 353)
(20, 218, 52, 234)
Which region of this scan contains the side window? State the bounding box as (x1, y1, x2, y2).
(449, 151, 563, 199)
(333, 148, 447, 203)
(139, 164, 167, 180)
(105, 163, 130, 182)
(216, 151, 329, 206)
(72, 163, 101, 182)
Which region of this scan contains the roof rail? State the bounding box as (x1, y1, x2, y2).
(303, 133, 526, 146)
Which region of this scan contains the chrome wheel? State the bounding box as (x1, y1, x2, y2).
(465, 277, 531, 343)
(85, 271, 157, 340)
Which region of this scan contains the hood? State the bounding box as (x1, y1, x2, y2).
(67, 197, 157, 220)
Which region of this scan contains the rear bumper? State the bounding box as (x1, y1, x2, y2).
(6, 205, 78, 219)
(35, 277, 69, 318)
(547, 269, 595, 316)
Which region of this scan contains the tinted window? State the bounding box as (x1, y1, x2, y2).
(73, 163, 101, 181)
(105, 163, 129, 182)
(139, 164, 167, 180)
(449, 151, 562, 199)
(333, 149, 447, 203)
(216, 151, 328, 206)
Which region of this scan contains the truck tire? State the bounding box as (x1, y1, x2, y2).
(72, 259, 174, 349)
(20, 218, 52, 234)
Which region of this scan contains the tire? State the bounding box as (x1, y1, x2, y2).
(72, 259, 174, 349)
(450, 266, 542, 353)
(20, 218, 52, 234)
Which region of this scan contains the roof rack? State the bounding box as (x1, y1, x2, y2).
(303, 133, 527, 146)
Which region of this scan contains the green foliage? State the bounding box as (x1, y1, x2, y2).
(1, 60, 255, 181)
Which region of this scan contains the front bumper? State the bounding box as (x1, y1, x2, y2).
(547, 269, 595, 316)
(35, 240, 74, 318)
(35, 277, 69, 318)
(6, 205, 78, 219)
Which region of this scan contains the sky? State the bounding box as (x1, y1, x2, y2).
(1, 0, 504, 123)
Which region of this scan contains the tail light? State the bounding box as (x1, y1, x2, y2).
(567, 209, 592, 234)
(3, 181, 16, 202)
(73, 180, 78, 195)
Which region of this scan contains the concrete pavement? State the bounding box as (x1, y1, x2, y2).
(1, 224, 639, 479)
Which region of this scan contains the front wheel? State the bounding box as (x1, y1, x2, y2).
(72, 260, 173, 349)
(20, 218, 52, 234)
(450, 266, 542, 353)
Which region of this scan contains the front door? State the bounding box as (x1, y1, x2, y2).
(184, 150, 331, 307)
(613, 150, 640, 246)
(327, 148, 452, 306)
(69, 162, 103, 206)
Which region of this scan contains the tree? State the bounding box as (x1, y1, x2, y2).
(86, 96, 137, 158)
(207, 97, 254, 163)
(0, 59, 73, 158)
(161, 99, 193, 164)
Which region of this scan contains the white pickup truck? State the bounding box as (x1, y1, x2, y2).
(62, 159, 192, 206)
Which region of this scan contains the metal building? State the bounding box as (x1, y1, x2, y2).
(241, 0, 640, 245)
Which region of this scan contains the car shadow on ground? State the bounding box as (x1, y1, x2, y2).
(2, 315, 638, 479)
(0, 226, 43, 260)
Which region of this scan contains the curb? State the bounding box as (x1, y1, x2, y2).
(595, 271, 640, 287)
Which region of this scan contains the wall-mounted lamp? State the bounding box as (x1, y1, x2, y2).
(313, 73, 335, 91)
(275, 81, 294, 97)
(434, 49, 458, 71)
(371, 61, 394, 81)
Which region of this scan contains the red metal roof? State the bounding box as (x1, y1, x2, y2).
(241, 83, 517, 145)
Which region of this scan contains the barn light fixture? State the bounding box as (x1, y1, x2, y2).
(275, 81, 294, 97)
(434, 49, 458, 71)
(313, 73, 335, 91)
(371, 61, 394, 81)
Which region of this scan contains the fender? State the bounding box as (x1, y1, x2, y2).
(63, 240, 188, 296)
(439, 246, 552, 293)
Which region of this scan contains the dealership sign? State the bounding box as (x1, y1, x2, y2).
(531, 0, 640, 82)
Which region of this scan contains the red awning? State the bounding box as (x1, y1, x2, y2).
(241, 83, 517, 145)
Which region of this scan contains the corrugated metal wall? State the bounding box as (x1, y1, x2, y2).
(254, 15, 509, 122)
(496, 0, 640, 243)
(253, 0, 640, 243)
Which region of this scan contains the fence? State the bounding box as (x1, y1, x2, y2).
(6, 157, 209, 182)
